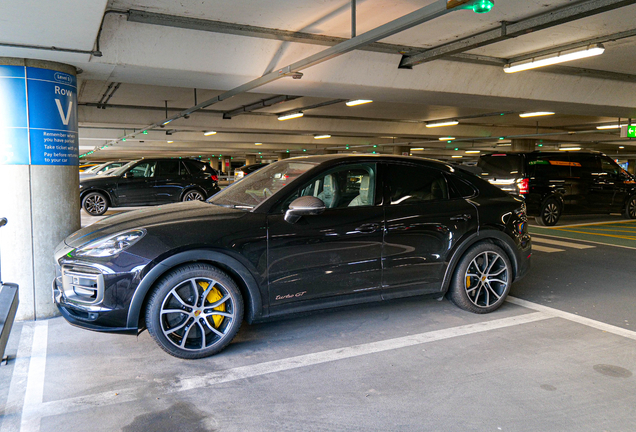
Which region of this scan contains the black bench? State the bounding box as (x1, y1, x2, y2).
(0, 217, 19, 365)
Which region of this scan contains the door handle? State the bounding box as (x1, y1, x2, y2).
(450, 214, 472, 221)
(356, 223, 380, 233)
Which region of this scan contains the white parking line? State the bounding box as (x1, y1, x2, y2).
(531, 244, 565, 253)
(529, 232, 636, 251)
(531, 237, 595, 249)
(0, 323, 33, 432)
(32, 312, 551, 421)
(18, 321, 48, 432)
(507, 296, 636, 341)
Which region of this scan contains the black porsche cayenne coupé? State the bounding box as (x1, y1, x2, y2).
(54, 155, 531, 359)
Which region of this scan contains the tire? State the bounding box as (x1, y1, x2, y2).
(182, 189, 206, 202)
(535, 197, 561, 226)
(145, 263, 244, 359)
(624, 195, 636, 219)
(82, 192, 109, 216)
(449, 243, 512, 314)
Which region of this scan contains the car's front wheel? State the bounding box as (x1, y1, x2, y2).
(449, 243, 512, 314)
(145, 263, 244, 359)
(82, 192, 109, 216)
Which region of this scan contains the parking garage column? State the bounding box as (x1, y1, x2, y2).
(278, 152, 290, 161)
(245, 155, 256, 165)
(393, 146, 410, 156)
(511, 139, 535, 152)
(0, 58, 80, 320)
(627, 159, 636, 175)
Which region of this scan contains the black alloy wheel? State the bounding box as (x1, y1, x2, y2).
(624, 195, 636, 219)
(82, 192, 109, 216)
(183, 189, 205, 201)
(535, 197, 561, 226)
(145, 263, 244, 359)
(449, 243, 512, 314)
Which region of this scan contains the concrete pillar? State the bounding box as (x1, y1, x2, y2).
(627, 159, 636, 175)
(220, 156, 229, 173)
(0, 58, 80, 320)
(209, 157, 220, 171)
(245, 155, 256, 165)
(511, 139, 535, 152)
(393, 146, 410, 156)
(278, 152, 290, 161)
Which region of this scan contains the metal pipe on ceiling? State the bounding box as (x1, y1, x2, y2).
(399, 0, 636, 68)
(90, 0, 484, 155)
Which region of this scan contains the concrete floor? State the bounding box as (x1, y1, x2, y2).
(1, 212, 635, 431)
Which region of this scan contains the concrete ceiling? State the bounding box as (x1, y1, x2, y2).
(2, 0, 636, 163)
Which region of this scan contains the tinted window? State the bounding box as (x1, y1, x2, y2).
(387, 164, 448, 205)
(446, 173, 476, 198)
(183, 160, 208, 175)
(569, 154, 600, 179)
(600, 156, 619, 178)
(128, 161, 156, 178)
(477, 155, 524, 177)
(527, 154, 571, 178)
(155, 160, 180, 176)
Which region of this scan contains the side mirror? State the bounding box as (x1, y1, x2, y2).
(124, 172, 135, 179)
(285, 196, 326, 224)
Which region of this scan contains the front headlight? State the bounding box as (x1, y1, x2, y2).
(74, 229, 146, 258)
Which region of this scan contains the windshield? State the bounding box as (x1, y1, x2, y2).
(110, 160, 139, 176)
(477, 154, 524, 178)
(208, 160, 318, 209)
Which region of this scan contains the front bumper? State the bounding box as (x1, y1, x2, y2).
(52, 240, 151, 334)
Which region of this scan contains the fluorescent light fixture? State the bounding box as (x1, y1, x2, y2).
(346, 99, 373, 107)
(410, 148, 425, 151)
(559, 147, 581, 151)
(255, 142, 262, 146)
(314, 134, 331, 139)
(619, 146, 625, 149)
(278, 111, 304, 121)
(167, 141, 174, 143)
(596, 125, 621, 130)
(162, 120, 172, 125)
(498, 143, 512, 147)
(204, 131, 217, 136)
(426, 120, 458, 128)
(519, 112, 555, 118)
(504, 44, 605, 74)
(465, 150, 481, 154)
(452, 155, 463, 158)
(439, 137, 456, 141)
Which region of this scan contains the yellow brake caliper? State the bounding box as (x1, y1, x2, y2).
(199, 281, 226, 328)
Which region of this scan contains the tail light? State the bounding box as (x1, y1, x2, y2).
(211, 174, 218, 182)
(517, 177, 529, 195)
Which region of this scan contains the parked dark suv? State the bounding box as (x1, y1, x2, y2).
(80, 158, 220, 216)
(55, 155, 530, 359)
(478, 151, 636, 226)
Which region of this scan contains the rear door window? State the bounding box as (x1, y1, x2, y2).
(386, 164, 449, 205)
(155, 160, 180, 177)
(527, 154, 571, 178)
(477, 154, 524, 178)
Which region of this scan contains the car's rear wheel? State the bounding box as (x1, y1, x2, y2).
(182, 189, 205, 201)
(535, 197, 561, 226)
(449, 243, 512, 314)
(146, 264, 244, 359)
(82, 192, 108, 216)
(624, 195, 636, 219)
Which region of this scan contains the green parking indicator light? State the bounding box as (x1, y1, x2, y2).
(122, 138, 126, 141)
(303, 149, 307, 152)
(472, 0, 494, 13)
(499, 137, 505, 140)
(142, 130, 148, 134)
(454, 148, 459, 151)
(373, 145, 377, 148)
